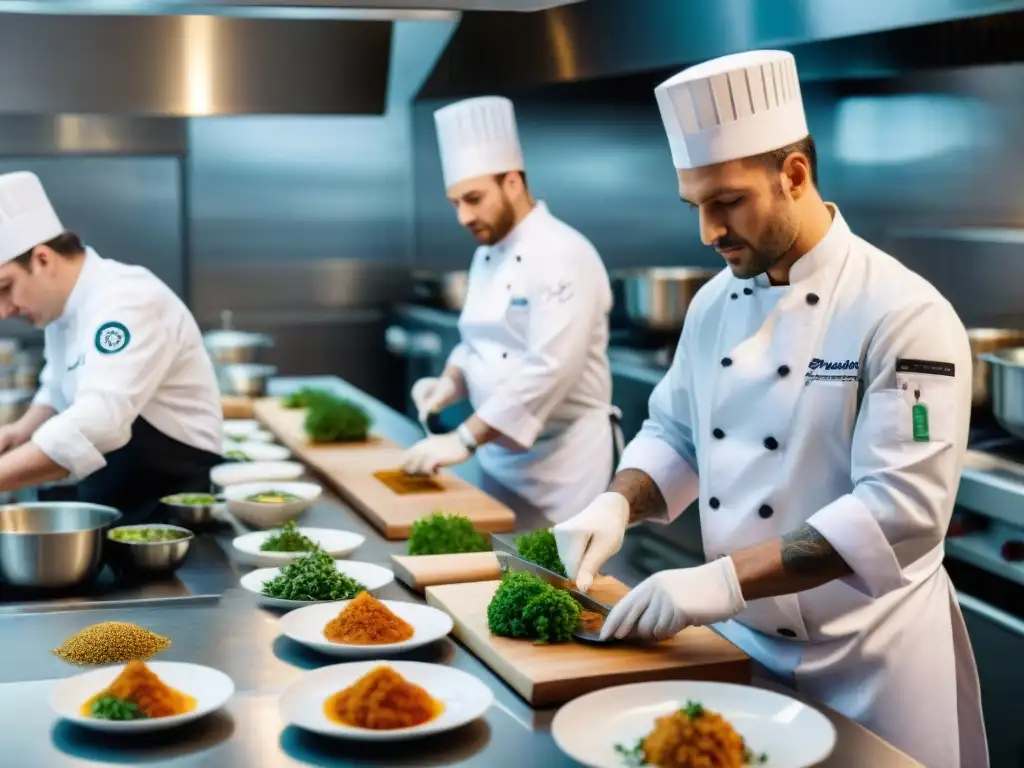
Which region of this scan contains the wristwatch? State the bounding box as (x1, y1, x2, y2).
(456, 423, 478, 454)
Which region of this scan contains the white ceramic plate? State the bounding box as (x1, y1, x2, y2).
(279, 599, 453, 658)
(211, 461, 304, 488)
(239, 560, 395, 609)
(221, 441, 291, 462)
(223, 481, 322, 529)
(222, 419, 263, 439)
(232, 527, 366, 567)
(280, 660, 492, 741)
(551, 680, 836, 768)
(49, 661, 235, 734)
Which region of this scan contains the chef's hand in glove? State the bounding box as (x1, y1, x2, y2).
(600, 557, 746, 642)
(411, 376, 458, 422)
(553, 492, 630, 593)
(401, 432, 470, 476)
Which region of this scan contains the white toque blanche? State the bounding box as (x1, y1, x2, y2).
(433, 96, 525, 189)
(655, 50, 809, 170)
(0, 171, 63, 264)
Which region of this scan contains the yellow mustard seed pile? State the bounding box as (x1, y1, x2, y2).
(52, 622, 172, 666)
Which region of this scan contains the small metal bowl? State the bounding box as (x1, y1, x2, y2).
(160, 493, 220, 531)
(216, 363, 278, 398)
(106, 524, 194, 580)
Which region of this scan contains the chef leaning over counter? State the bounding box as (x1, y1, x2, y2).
(554, 50, 988, 768)
(0, 171, 223, 523)
(402, 95, 620, 524)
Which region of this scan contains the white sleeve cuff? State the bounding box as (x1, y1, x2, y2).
(806, 494, 908, 599)
(32, 416, 107, 480)
(618, 434, 699, 523)
(475, 394, 544, 449)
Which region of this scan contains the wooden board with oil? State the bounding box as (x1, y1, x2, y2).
(372, 469, 445, 495)
(253, 397, 515, 540)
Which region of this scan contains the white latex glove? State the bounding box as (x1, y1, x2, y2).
(553, 492, 630, 593)
(401, 432, 471, 475)
(411, 376, 458, 422)
(601, 557, 746, 641)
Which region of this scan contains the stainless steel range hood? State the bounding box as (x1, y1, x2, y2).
(0, 0, 581, 15)
(0, 13, 393, 115)
(418, 0, 1024, 97)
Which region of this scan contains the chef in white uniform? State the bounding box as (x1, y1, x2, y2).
(401, 96, 617, 523)
(0, 171, 223, 522)
(553, 51, 988, 768)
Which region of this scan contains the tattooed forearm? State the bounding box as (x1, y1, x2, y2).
(781, 523, 853, 577)
(609, 468, 668, 524)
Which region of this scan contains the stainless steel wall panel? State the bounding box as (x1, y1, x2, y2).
(0, 116, 186, 157)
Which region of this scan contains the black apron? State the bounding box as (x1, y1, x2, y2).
(73, 417, 222, 525)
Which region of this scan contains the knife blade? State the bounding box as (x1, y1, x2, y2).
(489, 532, 518, 557)
(494, 550, 611, 617)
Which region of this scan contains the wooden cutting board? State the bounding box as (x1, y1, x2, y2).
(391, 552, 501, 591)
(221, 396, 253, 419)
(425, 579, 751, 707)
(253, 398, 516, 540)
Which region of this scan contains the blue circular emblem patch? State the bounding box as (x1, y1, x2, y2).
(95, 322, 131, 354)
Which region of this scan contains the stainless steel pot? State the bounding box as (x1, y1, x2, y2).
(216, 363, 277, 397)
(0, 388, 33, 426)
(619, 268, 719, 332)
(968, 328, 1024, 411)
(204, 330, 274, 365)
(978, 347, 1024, 439)
(0, 502, 121, 588)
(106, 524, 194, 578)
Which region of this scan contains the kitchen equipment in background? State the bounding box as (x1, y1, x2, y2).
(216, 363, 278, 397)
(968, 328, 1024, 412)
(617, 268, 718, 332)
(105, 523, 194, 579)
(14, 349, 42, 391)
(0, 502, 121, 588)
(979, 348, 1024, 439)
(0, 339, 18, 366)
(203, 310, 274, 365)
(0, 389, 33, 426)
(411, 270, 469, 311)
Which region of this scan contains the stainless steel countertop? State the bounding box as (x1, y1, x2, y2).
(0, 376, 922, 767)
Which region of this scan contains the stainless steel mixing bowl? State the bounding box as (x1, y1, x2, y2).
(0, 502, 121, 588)
(160, 493, 220, 530)
(106, 524, 194, 579)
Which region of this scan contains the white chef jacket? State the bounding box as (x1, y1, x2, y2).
(447, 201, 615, 522)
(619, 206, 987, 768)
(30, 248, 222, 479)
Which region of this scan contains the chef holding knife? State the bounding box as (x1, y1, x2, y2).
(401, 96, 620, 524)
(0, 171, 223, 522)
(554, 51, 987, 768)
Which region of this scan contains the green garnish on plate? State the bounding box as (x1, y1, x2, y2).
(260, 521, 317, 553)
(91, 695, 147, 721)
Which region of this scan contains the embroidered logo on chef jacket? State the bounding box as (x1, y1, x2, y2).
(95, 321, 131, 354)
(66, 354, 84, 372)
(539, 280, 573, 303)
(804, 357, 860, 384)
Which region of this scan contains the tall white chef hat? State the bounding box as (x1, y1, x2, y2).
(655, 50, 808, 170)
(433, 96, 525, 189)
(0, 172, 63, 264)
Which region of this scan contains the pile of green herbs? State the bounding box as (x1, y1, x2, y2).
(260, 549, 365, 601)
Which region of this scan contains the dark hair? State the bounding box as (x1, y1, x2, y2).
(12, 231, 84, 269)
(494, 170, 528, 189)
(754, 135, 818, 188)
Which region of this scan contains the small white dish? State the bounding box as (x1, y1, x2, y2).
(551, 680, 836, 768)
(232, 527, 365, 567)
(240, 560, 395, 609)
(279, 599, 453, 658)
(223, 481, 321, 529)
(211, 461, 304, 488)
(279, 660, 492, 741)
(221, 441, 291, 462)
(49, 661, 235, 734)
(222, 419, 263, 440)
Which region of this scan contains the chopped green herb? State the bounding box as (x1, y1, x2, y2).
(283, 387, 334, 409)
(224, 449, 250, 462)
(613, 739, 645, 767)
(407, 512, 490, 556)
(260, 521, 317, 553)
(681, 700, 705, 719)
(161, 493, 216, 506)
(91, 695, 147, 721)
(109, 528, 189, 543)
(303, 395, 372, 443)
(515, 528, 566, 576)
(260, 549, 366, 602)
